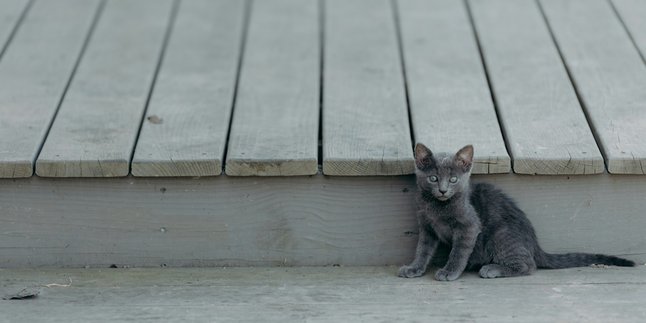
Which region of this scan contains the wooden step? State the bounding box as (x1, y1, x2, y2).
(0, 174, 643, 267)
(0, 0, 645, 177)
(0, 0, 645, 269)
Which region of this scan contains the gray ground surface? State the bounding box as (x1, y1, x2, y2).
(1, 265, 645, 322)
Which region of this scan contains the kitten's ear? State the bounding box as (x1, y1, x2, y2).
(414, 143, 434, 169)
(455, 145, 474, 172)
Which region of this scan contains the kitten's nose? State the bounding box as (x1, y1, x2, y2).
(439, 189, 447, 194)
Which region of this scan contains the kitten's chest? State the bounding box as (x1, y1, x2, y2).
(425, 214, 455, 244)
(423, 202, 481, 244)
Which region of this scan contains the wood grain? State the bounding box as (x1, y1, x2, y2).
(0, 173, 644, 267)
(611, 0, 646, 62)
(131, 0, 245, 177)
(225, 0, 319, 176)
(0, 0, 100, 178)
(0, 0, 27, 56)
(540, 0, 646, 174)
(35, 0, 175, 177)
(0, 176, 417, 267)
(397, 0, 510, 174)
(1, 267, 645, 322)
(469, 0, 604, 175)
(322, 0, 414, 176)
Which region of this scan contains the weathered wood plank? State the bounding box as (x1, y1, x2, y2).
(322, 0, 414, 176)
(1, 267, 645, 322)
(225, 0, 319, 176)
(0, 174, 644, 267)
(0, 0, 28, 56)
(469, 0, 604, 175)
(612, 0, 646, 62)
(540, 0, 646, 174)
(35, 0, 175, 177)
(0, 0, 100, 178)
(0, 176, 417, 267)
(397, 0, 510, 174)
(131, 0, 245, 177)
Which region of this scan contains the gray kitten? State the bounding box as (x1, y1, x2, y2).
(399, 143, 635, 281)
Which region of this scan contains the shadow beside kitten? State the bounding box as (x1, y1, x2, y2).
(399, 143, 635, 281)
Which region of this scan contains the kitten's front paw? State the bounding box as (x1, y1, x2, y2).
(434, 268, 461, 281)
(479, 264, 503, 279)
(398, 265, 426, 278)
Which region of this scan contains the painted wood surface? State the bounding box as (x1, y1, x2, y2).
(0, 174, 644, 267)
(0, 0, 100, 178)
(322, 0, 414, 176)
(35, 0, 175, 177)
(0, 0, 28, 57)
(0, 0, 645, 178)
(1, 267, 645, 322)
(469, 0, 603, 175)
(0, 176, 416, 267)
(397, 0, 509, 174)
(540, 0, 646, 174)
(612, 0, 646, 62)
(225, 0, 319, 176)
(131, 0, 245, 177)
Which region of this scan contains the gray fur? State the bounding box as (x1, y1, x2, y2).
(399, 143, 635, 281)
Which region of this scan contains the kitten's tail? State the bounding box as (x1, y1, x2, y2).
(536, 251, 635, 269)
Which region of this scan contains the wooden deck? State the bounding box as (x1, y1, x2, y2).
(0, 0, 645, 267)
(2, 266, 645, 322)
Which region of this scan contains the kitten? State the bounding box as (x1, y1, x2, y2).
(399, 143, 635, 281)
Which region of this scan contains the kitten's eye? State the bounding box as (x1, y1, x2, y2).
(449, 176, 458, 183)
(427, 175, 438, 183)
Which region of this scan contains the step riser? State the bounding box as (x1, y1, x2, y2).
(0, 174, 643, 267)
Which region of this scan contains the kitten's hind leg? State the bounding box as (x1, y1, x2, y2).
(479, 252, 536, 279)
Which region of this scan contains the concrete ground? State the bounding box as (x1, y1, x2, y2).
(1, 265, 645, 322)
